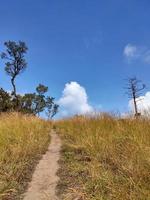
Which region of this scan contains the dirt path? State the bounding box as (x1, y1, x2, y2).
(23, 132, 61, 200)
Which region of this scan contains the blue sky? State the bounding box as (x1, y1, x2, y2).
(0, 0, 150, 116)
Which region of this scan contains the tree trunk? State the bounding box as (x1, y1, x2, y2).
(133, 94, 138, 116)
(11, 77, 19, 109)
(11, 77, 16, 98)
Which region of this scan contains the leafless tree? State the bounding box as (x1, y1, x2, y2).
(125, 77, 146, 117)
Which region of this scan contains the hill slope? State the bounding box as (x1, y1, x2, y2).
(56, 115, 150, 200)
(0, 113, 51, 199)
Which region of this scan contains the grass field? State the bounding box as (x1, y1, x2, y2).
(0, 113, 51, 200)
(56, 114, 150, 200)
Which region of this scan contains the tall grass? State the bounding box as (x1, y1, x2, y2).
(56, 114, 150, 200)
(0, 113, 51, 199)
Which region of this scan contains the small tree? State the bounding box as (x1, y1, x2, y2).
(125, 77, 146, 117)
(45, 96, 59, 119)
(34, 84, 48, 116)
(1, 41, 28, 107)
(35, 84, 59, 118)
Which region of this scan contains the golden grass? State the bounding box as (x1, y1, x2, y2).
(56, 114, 150, 200)
(0, 113, 51, 199)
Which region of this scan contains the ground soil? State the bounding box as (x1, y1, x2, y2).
(22, 132, 61, 200)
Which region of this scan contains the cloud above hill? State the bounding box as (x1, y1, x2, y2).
(58, 81, 93, 117)
(123, 44, 150, 64)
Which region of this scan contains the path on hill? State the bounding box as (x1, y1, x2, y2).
(23, 132, 61, 200)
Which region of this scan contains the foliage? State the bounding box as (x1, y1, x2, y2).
(0, 85, 59, 118)
(0, 40, 59, 118)
(1, 41, 28, 102)
(36, 84, 48, 95)
(34, 84, 49, 116)
(45, 97, 59, 119)
(20, 84, 59, 117)
(0, 88, 12, 112)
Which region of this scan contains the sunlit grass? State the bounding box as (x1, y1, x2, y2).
(56, 114, 150, 200)
(0, 112, 51, 199)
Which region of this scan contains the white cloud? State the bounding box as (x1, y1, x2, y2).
(123, 43, 150, 64)
(129, 92, 150, 114)
(124, 44, 138, 58)
(58, 81, 93, 117)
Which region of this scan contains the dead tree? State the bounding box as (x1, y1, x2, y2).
(125, 77, 146, 117)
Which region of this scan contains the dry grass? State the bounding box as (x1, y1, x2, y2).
(56, 114, 150, 200)
(0, 113, 51, 200)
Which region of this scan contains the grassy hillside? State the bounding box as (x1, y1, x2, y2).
(56, 115, 150, 200)
(0, 113, 51, 200)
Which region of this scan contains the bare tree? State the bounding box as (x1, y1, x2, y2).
(125, 77, 146, 117)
